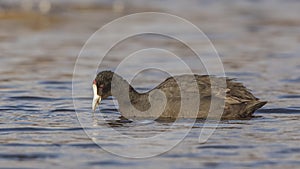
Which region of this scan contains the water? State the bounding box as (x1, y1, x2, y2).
(1, 0, 300, 168)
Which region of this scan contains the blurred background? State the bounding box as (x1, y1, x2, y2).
(0, 0, 299, 168)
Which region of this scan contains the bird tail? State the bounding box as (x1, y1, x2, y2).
(244, 101, 267, 117)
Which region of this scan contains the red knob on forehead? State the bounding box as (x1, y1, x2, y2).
(93, 80, 96, 84)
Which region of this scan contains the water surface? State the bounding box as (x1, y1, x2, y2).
(0, 0, 299, 168)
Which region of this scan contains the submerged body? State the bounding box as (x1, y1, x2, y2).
(92, 71, 267, 120)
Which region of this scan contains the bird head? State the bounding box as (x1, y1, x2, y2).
(92, 71, 114, 111)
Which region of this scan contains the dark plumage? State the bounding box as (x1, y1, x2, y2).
(92, 71, 267, 120)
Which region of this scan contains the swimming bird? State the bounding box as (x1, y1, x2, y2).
(92, 71, 267, 120)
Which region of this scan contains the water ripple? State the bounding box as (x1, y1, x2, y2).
(88, 160, 134, 166)
(281, 77, 300, 83)
(38, 81, 72, 85)
(8, 96, 61, 101)
(0, 143, 61, 147)
(257, 108, 300, 114)
(0, 127, 84, 132)
(0, 153, 59, 160)
(197, 145, 254, 149)
(50, 108, 75, 113)
(279, 95, 300, 99)
(274, 148, 300, 154)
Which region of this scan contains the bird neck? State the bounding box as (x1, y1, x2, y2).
(110, 75, 138, 96)
(111, 76, 150, 112)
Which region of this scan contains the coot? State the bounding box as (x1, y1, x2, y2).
(92, 71, 267, 120)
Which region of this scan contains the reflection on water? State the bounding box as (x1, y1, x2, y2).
(1, 0, 300, 168)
